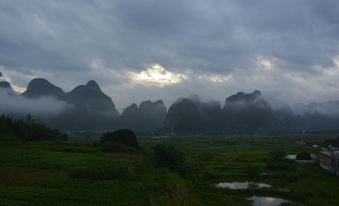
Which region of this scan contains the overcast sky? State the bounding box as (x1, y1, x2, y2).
(1, 0, 339, 111)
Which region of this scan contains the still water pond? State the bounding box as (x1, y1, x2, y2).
(215, 182, 272, 189)
(247, 196, 289, 206)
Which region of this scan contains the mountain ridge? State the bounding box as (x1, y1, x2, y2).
(3, 78, 339, 133)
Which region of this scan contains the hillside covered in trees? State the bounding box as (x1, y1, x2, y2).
(0, 115, 67, 141)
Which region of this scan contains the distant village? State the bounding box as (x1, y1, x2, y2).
(295, 139, 339, 176)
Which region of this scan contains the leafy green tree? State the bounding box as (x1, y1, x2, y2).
(268, 150, 287, 161)
(296, 152, 311, 160)
(100, 129, 139, 149)
(266, 150, 295, 170)
(152, 144, 185, 169)
(245, 165, 258, 181)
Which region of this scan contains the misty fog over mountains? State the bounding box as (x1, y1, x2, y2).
(1, 78, 339, 134)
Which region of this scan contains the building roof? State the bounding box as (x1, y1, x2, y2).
(321, 150, 339, 157)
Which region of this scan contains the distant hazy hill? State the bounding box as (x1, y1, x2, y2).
(119, 100, 166, 133)
(20, 78, 119, 130)
(163, 91, 304, 134)
(221, 90, 275, 132)
(2, 78, 339, 134)
(67, 80, 119, 117)
(163, 95, 222, 134)
(23, 78, 66, 99)
(163, 91, 276, 133)
(0, 81, 13, 90)
(0, 81, 14, 95)
(293, 101, 339, 131)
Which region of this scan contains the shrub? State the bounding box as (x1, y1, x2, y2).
(266, 150, 295, 170)
(100, 142, 137, 153)
(267, 150, 287, 162)
(100, 129, 139, 149)
(152, 144, 185, 169)
(267, 161, 295, 170)
(244, 165, 258, 181)
(296, 152, 311, 160)
(69, 166, 128, 180)
(0, 115, 67, 141)
(151, 144, 192, 177)
(142, 185, 200, 206)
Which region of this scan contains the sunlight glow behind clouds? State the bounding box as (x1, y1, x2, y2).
(11, 85, 26, 93)
(128, 64, 188, 87)
(1, 0, 339, 106)
(257, 56, 274, 71)
(0, 66, 27, 93)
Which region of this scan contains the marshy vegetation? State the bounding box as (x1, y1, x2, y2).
(0, 118, 339, 205)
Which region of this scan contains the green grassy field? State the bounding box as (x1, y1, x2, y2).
(1, 134, 339, 206)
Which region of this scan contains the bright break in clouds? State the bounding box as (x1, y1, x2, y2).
(0, 0, 339, 108)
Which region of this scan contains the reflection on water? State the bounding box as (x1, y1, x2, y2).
(215, 182, 272, 189)
(247, 196, 289, 206)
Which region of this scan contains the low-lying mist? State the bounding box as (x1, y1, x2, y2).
(0, 90, 69, 116)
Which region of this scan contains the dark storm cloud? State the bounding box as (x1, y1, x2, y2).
(0, 0, 339, 108)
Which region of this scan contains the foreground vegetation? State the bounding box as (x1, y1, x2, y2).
(0, 115, 66, 141)
(0, 133, 339, 205)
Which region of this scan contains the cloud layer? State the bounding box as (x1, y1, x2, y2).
(0, 0, 339, 109)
